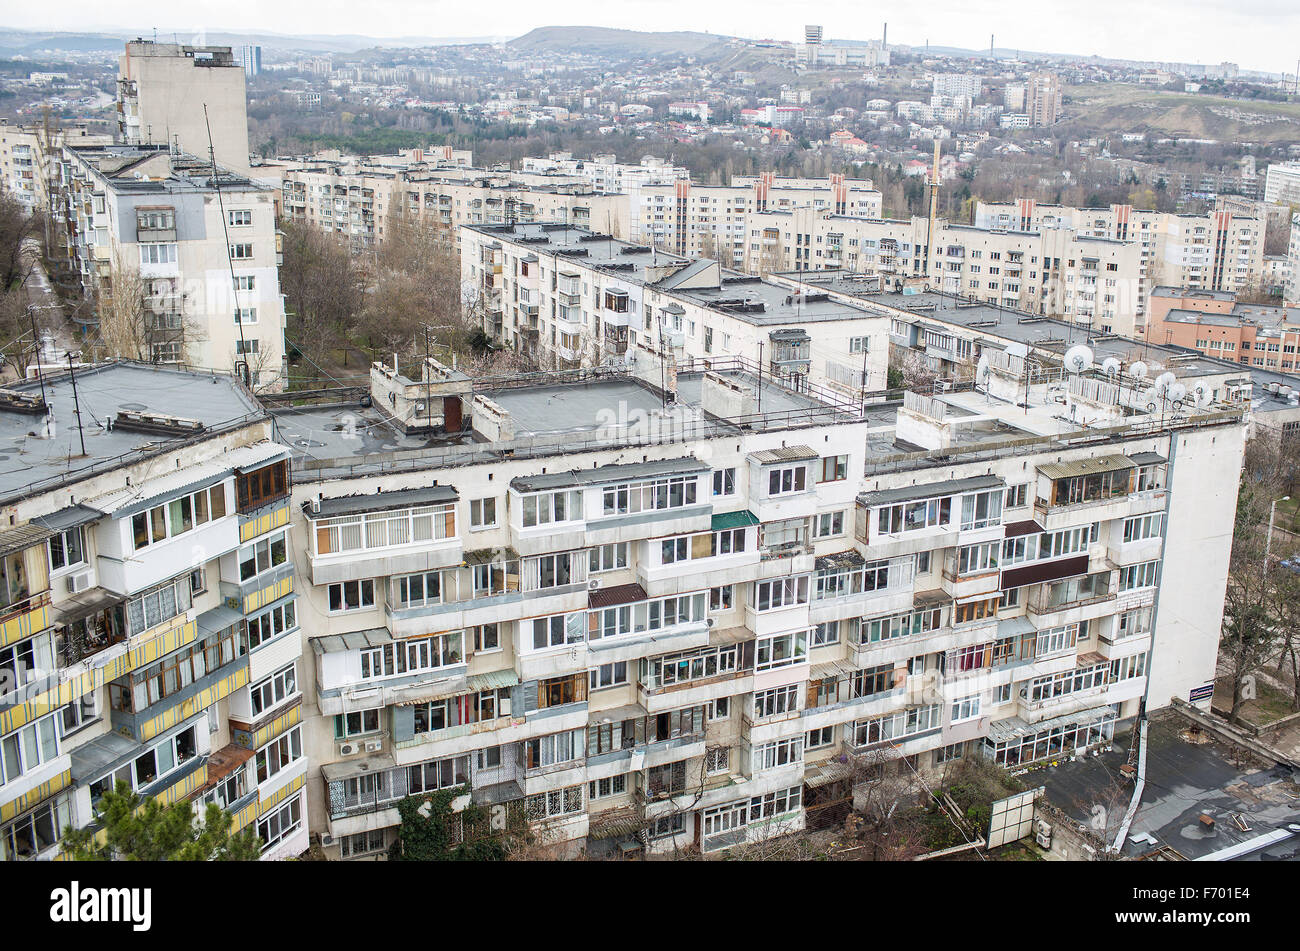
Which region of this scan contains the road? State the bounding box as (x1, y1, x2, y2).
(7, 238, 78, 382)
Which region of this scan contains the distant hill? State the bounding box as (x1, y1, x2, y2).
(0, 28, 506, 56)
(1063, 83, 1300, 143)
(509, 26, 734, 58)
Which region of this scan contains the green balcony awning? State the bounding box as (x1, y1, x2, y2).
(711, 510, 760, 531)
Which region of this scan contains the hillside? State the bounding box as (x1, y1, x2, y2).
(1064, 83, 1300, 143)
(508, 26, 733, 59)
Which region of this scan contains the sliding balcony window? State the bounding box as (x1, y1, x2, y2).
(315, 503, 455, 555)
(235, 460, 287, 513)
(522, 489, 583, 527)
(959, 490, 1003, 530)
(359, 632, 462, 680)
(601, 476, 698, 515)
(877, 497, 950, 534)
(131, 484, 228, 551)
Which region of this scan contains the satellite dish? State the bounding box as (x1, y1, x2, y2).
(1168, 382, 1187, 404)
(1063, 345, 1094, 374)
(1130, 361, 1148, 380)
(976, 355, 991, 383)
(1101, 357, 1121, 377)
(1154, 372, 1176, 399)
(1191, 383, 1211, 406)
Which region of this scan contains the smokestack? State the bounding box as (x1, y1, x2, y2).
(882, 22, 887, 48)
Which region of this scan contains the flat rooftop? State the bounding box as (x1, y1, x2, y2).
(1041, 711, 1300, 861)
(0, 363, 263, 504)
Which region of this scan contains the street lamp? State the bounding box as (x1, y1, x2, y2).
(1266, 496, 1291, 574)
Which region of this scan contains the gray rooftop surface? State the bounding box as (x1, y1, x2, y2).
(1040, 712, 1300, 861)
(0, 363, 263, 504)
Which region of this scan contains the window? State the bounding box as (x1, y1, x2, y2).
(849, 336, 870, 354)
(530, 613, 586, 650)
(916, 551, 931, 573)
(753, 684, 799, 719)
(229, 242, 254, 259)
(589, 543, 628, 573)
(394, 570, 444, 609)
(960, 490, 1003, 530)
(89, 726, 197, 800)
(523, 730, 584, 770)
(650, 814, 686, 839)
(1122, 513, 1163, 543)
(819, 455, 848, 482)
(47, 527, 85, 573)
(1004, 484, 1029, 508)
(473, 623, 500, 652)
(588, 661, 628, 690)
(0, 714, 59, 787)
(811, 621, 839, 647)
(251, 663, 297, 717)
(328, 579, 374, 613)
(705, 747, 731, 774)
(228, 209, 253, 226)
(123, 575, 193, 636)
(522, 489, 583, 527)
(1116, 607, 1153, 640)
(936, 742, 964, 764)
(255, 726, 303, 784)
(878, 497, 950, 534)
(340, 828, 386, 858)
(60, 696, 98, 737)
(601, 476, 698, 515)
(860, 608, 942, 644)
(1, 796, 70, 860)
(139, 243, 177, 265)
(752, 737, 803, 772)
(236, 339, 260, 355)
(1119, 561, 1158, 591)
(813, 511, 845, 538)
(767, 466, 808, 496)
(951, 695, 981, 723)
(246, 598, 296, 651)
(806, 726, 834, 750)
(710, 585, 734, 610)
(1110, 652, 1148, 682)
(236, 461, 287, 512)
(234, 307, 258, 325)
(131, 484, 228, 550)
(755, 630, 807, 671)
(712, 468, 736, 496)
(755, 576, 809, 612)
(469, 498, 497, 529)
(360, 633, 462, 679)
(233, 275, 255, 291)
(334, 708, 381, 738)
(238, 530, 288, 582)
(257, 794, 302, 853)
(955, 597, 999, 624)
(958, 542, 1000, 574)
(708, 697, 731, 721)
(587, 774, 628, 800)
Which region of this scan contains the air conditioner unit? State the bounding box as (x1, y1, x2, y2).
(319, 834, 334, 847)
(338, 742, 359, 757)
(65, 570, 93, 595)
(364, 739, 383, 753)
(588, 578, 601, 590)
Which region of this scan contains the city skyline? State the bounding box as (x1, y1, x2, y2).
(6, 1, 1299, 75)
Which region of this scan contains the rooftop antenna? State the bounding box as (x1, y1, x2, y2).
(26, 305, 47, 416)
(67, 352, 86, 457)
(204, 103, 251, 387)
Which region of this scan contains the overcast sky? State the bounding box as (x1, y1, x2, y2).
(11, 0, 1299, 74)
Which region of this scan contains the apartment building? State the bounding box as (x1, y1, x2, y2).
(976, 199, 1266, 325)
(273, 329, 1245, 857)
(0, 119, 112, 214)
(0, 362, 305, 861)
(1287, 213, 1300, 304)
(458, 221, 892, 395)
(1026, 72, 1063, 126)
(742, 209, 1145, 335)
(281, 161, 630, 248)
(635, 174, 883, 265)
(118, 41, 251, 172)
(1263, 162, 1300, 207)
(519, 152, 690, 205)
(782, 270, 1300, 434)
(1145, 286, 1300, 372)
(60, 145, 287, 389)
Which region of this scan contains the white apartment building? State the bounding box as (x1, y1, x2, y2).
(1263, 162, 1300, 208)
(519, 152, 690, 205)
(282, 162, 630, 247)
(459, 222, 893, 396)
(742, 209, 1145, 335)
(976, 199, 1266, 329)
(118, 41, 251, 173)
(274, 334, 1245, 858)
(0, 119, 112, 214)
(0, 362, 306, 861)
(61, 145, 288, 390)
(635, 174, 883, 265)
(932, 73, 981, 100)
